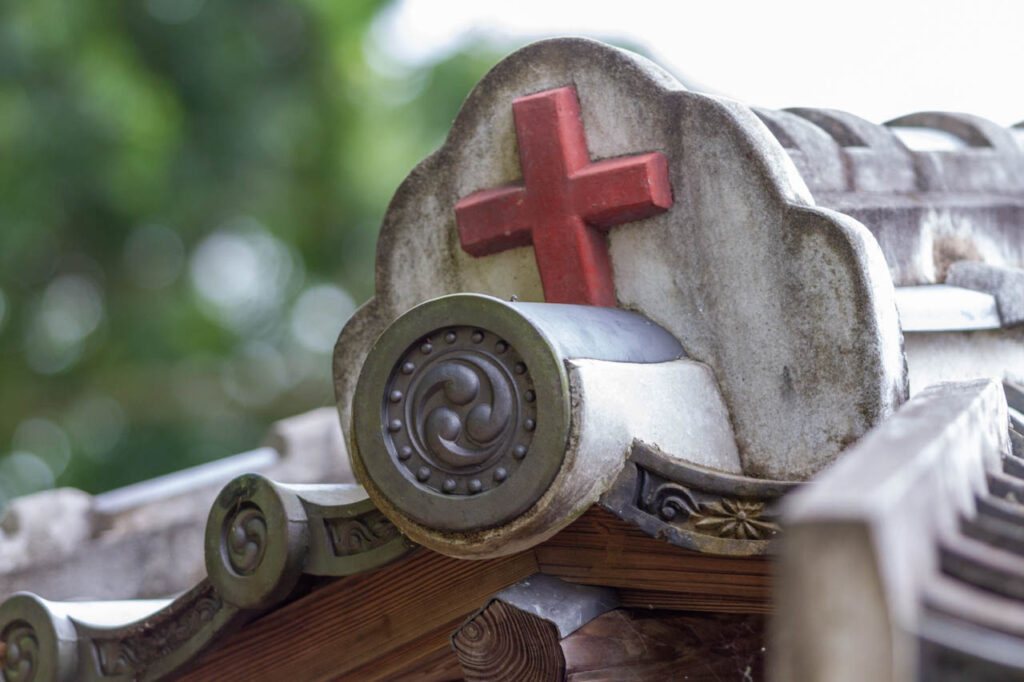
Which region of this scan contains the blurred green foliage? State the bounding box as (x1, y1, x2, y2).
(0, 0, 509, 502)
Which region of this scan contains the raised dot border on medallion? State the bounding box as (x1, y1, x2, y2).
(382, 326, 537, 498)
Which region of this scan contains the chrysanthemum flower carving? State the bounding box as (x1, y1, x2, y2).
(693, 499, 779, 540)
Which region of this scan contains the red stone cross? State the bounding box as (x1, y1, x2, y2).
(454, 85, 673, 306)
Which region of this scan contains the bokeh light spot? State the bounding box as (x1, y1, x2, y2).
(0, 453, 56, 508)
(290, 284, 356, 354)
(220, 342, 291, 408)
(24, 274, 105, 375)
(64, 395, 127, 461)
(189, 219, 302, 332)
(12, 418, 71, 478)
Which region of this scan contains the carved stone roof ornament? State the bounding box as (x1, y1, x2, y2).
(334, 38, 904, 487)
(454, 85, 674, 306)
(351, 293, 698, 553)
(5, 36, 1024, 680)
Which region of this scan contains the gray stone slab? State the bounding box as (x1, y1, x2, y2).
(947, 261, 1024, 326)
(903, 326, 1024, 395)
(894, 284, 1001, 331)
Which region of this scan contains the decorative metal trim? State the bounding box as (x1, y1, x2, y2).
(600, 441, 799, 555)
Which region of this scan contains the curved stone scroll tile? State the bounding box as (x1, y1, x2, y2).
(203, 476, 414, 610)
(0, 479, 413, 682)
(786, 107, 918, 192)
(753, 107, 846, 193)
(0, 582, 245, 682)
(333, 37, 906, 482)
(599, 441, 800, 556)
(887, 112, 1018, 151)
(885, 112, 1024, 193)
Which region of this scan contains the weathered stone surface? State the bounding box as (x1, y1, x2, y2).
(904, 327, 1024, 395)
(894, 284, 1001, 332)
(0, 407, 351, 601)
(887, 111, 1024, 192)
(334, 37, 905, 482)
(947, 261, 1024, 326)
(772, 379, 1009, 681)
(0, 488, 93, 575)
(347, 292, 740, 558)
(786, 107, 918, 193)
(758, 106, 1024, 286)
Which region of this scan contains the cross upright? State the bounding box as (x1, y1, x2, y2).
(455, 85, 674, 307)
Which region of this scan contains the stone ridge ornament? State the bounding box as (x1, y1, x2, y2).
(455, 85, 674, 306)
(599, 441, 797, 556)
(333, 37, 905, 487)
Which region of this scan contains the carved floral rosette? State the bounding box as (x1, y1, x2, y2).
(600, 442, 799, 555)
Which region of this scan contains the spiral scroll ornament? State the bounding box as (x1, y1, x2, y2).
(223, 504, 268, 576)
(383, 326, 537, 496)
(2, 621, 38, 682)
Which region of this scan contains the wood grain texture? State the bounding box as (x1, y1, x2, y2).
(452, 600, 564, 681)
(178, 548, 537, 681)
(617, 588, 773, 614)
(178, 507, 773, 680)
(562, 609, 766, 681)
(537, 508, 773, 608)
(343, 618, 464, 682)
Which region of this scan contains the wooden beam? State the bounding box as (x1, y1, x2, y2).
(536, 508, 773, 611)
(179, 507, 773, 680)
(178, 549, 538, 681)
(452, 600, 564, 681)
(562, 609, 765, 681)
(617, 587, 772, 614)
(343, 617, 464, 681)
(450, 572, 767, 681)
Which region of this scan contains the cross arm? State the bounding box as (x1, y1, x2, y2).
(571, 153, 673, 229)
(455, 184, 533, 257)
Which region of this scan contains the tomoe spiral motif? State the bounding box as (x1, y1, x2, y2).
(2, 622, 38, 682)
(418, 358, 513, 467)
(383, 326, 536, 496)
(223, 505, 267, 576)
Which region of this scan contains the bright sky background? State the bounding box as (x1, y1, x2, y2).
(376, 0, 1024, 126)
